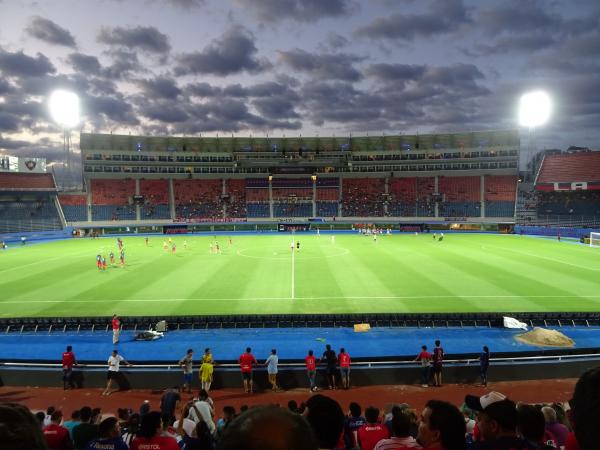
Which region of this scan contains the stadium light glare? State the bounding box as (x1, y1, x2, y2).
(518, 91, 551, 128)
(49, 90, 80, 128)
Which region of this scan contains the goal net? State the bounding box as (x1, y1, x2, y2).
(590, 232, 600, 248)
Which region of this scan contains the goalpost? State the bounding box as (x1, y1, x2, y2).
(590, 232, 600, 248)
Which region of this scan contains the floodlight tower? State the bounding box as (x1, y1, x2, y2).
(49, 90, 80, 189)
(518, 91, 552, 177)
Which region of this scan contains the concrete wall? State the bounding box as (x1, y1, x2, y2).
(2, 359, 597, 391)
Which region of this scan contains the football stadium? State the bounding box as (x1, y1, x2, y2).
(2, 1, 600, 449)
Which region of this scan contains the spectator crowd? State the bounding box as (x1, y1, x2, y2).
(1, 366, 598, 450)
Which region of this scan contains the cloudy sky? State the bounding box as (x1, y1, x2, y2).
(0, 0, 599, 169)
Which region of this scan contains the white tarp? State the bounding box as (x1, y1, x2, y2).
(503, 316, 528, 330)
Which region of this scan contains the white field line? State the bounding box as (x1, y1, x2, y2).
(3, 295, 600, 304)
(291, 239, 295, 299)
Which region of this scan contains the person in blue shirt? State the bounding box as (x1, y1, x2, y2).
(86, 417, 127, 450)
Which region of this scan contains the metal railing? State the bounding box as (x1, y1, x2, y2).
(2, 352, 600, 371)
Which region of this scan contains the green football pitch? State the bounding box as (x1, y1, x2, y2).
(1, 233, 599, 317)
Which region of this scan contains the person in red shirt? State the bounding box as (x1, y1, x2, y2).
(62, 345, 76, 390)
(338, 348, 351, 390)
(239, 347, 258, 394)
(414, 345, 431, 387)
(130, 411, 178, 450)
(112, 315, 120, 345)
(305, 350, 317, 392)
(43, 410, 72, 450)
(357, 407, 390, 450)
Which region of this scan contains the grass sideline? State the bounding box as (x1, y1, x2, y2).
(0, 233, 599, 317)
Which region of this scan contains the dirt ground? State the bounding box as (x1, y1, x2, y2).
(0, 378, 577, 416)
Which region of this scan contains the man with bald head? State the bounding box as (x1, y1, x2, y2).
(218, 406, 318, 450)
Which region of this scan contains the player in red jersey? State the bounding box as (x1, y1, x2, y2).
(101, 256, 107, 270)
(61, 345, 77, 389)
(112, 315, 121, 345)
(239, 347, 258, 393)
(172, 243, 176, 254)
(96, 254, 102, 270)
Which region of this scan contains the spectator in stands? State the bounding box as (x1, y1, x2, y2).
(73, 406, 99, 450)
(219, 405, 318, 450)
(63, 410, 81, 439)
(305, 349, 318, 392)
(216, 406, 236, 440)
(541, 406, 569, 447)
(465, 392, 534, 450)
(570, 366, 600, 450)
(188, 389, 216, 435)
(432, 340, 444, 387)
(265, 348, 281, 392)
(516, 404, 557, 449)
(160, 388, 181, 424)
(358, 406, 390, 450)
(304, 394, 345, 450)
(239, 347, 258, 394)
(339, 348, 352, 390)
(320, 344, 338, 390)
(374, 405, 421, 450)
(121, 414, 140, 447)
(176, 414, 214, 450)
(344, 402, 366, 450)
(62, 345, 77, 390)
(86, 417, 128, 450)
(43, 410, 72, 450)
(417, 400, 465, 450)
(414, 345, 431, 387)
(288, 400, 299, 414)
(35, 411, 46, 428)
(130, 411, 178, 450)
(0, 403, 48, 450)
(479, 346, 490, 386)
(44, 406, 56, 427)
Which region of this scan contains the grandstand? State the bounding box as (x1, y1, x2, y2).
(0, 172, 63, 233)
(514, 150, 600, 227)
(51, 129, 520, 224)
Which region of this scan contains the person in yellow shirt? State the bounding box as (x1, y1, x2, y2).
(200, 348, 214, 392)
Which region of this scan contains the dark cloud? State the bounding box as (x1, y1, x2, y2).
(0, 49, 55, 77)
(477, 2, 561, 36)
(67, 53, 102, 75)
(25, 16, 76, 48)
(324, 32, 350, 50)
(164, 0, 205, 8)
(0, 77, 15, 95)
(97, 26, 171, 54)
(365, 63, 426, 85)
(234, 0, 354, 23)
(103, 50, 140, 79)
(253, 96, 299, 119)
(474, 34, 557, 55)
(355, 0, 469, 41)
(174, 28, 270, 76)
(184, 82, 222, 97)
(136, 76, 181, 99)
(277, 49, 364, 81)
